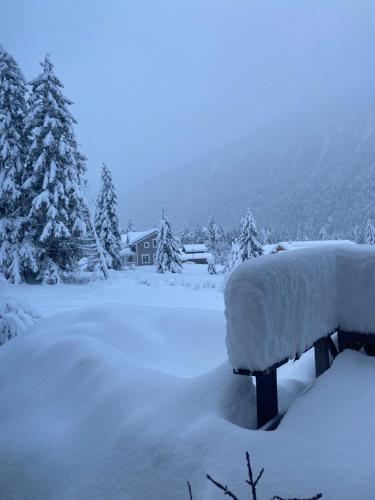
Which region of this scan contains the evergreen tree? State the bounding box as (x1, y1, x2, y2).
(366, 219, 375, 245)
(81, 200, 110, 279)
(319, 224, 328, 240)
(126, 218, 135, 233)
(352, 225, 361, 244)
(0, 45, 38, 283)
(206, 216, 216, 248)
(95, 163, 121, 269)
(194, 224, 205, 244)
(260, 227, 274, 245)
(180, 226, 194, 245)
(156, 208, 182, 273)
(23, 55, 87, 282)
(303, 224, 311, 241)
(225, 240, 241, 274)
(237, 208, 263, 262)
(206, 215, 225, 262)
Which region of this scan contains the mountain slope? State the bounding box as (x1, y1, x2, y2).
(123, 109, 375, 237)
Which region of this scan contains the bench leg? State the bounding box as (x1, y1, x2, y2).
(314, 337, 330, 377)
(337, 330, 349, 352)
(255, 370, 278, 428)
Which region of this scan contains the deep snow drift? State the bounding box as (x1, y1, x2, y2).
(225, 244, 375, 371)
(2, 260, 375, 499)
(1, 304, 375, 499)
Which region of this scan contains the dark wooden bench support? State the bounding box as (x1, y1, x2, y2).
(234, 359, 287, 429)
(255, 370, 278, 428)
(232, 329, 375, 430)
(338, 330, 375, 354)
(314, 337, 330, 377)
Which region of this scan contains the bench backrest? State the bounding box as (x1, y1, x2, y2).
(225, 244, 375, 373)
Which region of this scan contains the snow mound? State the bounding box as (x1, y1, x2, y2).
(2, 303, 375, 498)
(225, 244, 375, 371)
(24, 302, 227, 377)
(0, 305, 257, 499)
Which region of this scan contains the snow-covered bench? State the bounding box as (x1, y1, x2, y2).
(225, 244, 375, 428)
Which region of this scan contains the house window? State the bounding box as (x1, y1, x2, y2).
(144, 241, 150, 248)
(153, 239, 157, 248)
(142, 254, 150, 264)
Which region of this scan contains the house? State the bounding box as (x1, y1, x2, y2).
(120, 229, 158, 266)
(181, 243, 213, 264)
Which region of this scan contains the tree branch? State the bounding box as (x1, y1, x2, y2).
(187, 481, 193, 500)
(271, 494, 322, 500)
(206, 474, 240, 500)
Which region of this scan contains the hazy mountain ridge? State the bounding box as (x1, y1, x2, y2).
(124, 110, 375, 237)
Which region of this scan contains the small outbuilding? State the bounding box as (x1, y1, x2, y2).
(181, 243, 213, 265)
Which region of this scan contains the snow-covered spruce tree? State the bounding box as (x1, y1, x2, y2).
(206, 216, 216, 248)
(126, 217, 135, 233)
(352, 225, 361, 244)
(225, 239, 241, 274)
(95, 163, 121, 269)
(0, 45, 39, 283)
(366, 220, 375, 245)
(80, 200, 110, 279)
(237, 208, 263, 263)
(23, 55, 87, 283)
(319, 224, 328, 240)
(180, 226, 194, 245)
(0, 293, 40, 345)
(259, 228, 269, 245)
(156, 208, 182, 273)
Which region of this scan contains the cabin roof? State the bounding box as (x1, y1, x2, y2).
(121, 229, 158, 246)
(182, 243, 207, 253)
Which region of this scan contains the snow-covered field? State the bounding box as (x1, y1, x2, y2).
(1, 262, 375, 499)
(12, 264, 225, 318)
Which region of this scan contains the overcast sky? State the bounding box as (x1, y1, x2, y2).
(2, 0, 375, 199)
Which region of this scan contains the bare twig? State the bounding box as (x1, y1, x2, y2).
(201, 451, 323, 500)
(187, 481, 193, 500)
(206, 474, 240, 500)
(271, 494, 322, 500)
(245, 451, 264, 500)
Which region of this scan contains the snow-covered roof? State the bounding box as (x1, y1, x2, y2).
(121, 229, 158, 247)
(181, 252, 213, 261)
(225, 244, 375, 372)
(183, 244, 207, 253)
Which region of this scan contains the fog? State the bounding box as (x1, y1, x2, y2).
(2, 0, 375, 206)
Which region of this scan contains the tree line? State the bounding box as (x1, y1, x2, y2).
(2, 45, 374, 284)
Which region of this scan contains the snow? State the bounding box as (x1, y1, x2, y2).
(0, 277, 315, 499)
(0, 292, 40, 345)
(11, 265, 224, 316)
(264, 239, 353, 254)
(121, 228, 158, 246)
(183, 243, 208, 253)
(26, 302, 227, 377)
(225, 243, 375, 372)
(2, 258, 375, 498)
(119, 246, 136, 256)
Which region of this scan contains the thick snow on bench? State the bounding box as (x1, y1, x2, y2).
(225, 244, 375, 372)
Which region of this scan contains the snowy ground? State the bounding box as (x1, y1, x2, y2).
(1, 263, 372, 499)
(13, 264, 225, 317)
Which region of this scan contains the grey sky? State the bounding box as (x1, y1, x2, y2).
(2, 0, 375, 202)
